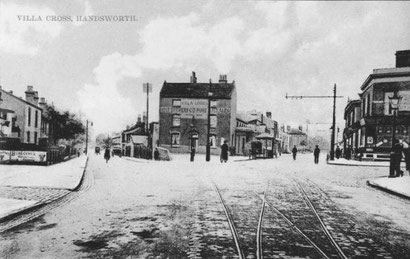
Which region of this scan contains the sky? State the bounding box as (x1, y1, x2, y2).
(1, 0, 410, 135)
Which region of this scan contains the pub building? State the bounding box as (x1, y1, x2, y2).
(345, 50, 410, 160)
(158, 72, 237, 154)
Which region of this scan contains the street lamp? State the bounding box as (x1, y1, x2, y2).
(85, 119, 93, 154)
(206, 79, 213, 162)
(389, 90, 402, 177)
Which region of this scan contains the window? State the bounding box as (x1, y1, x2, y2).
(210, 135, 216, 148)
(210, 115, 217, 128)
(367, 94, 372, 116)
(172, 99, 181, 107)
(34, 132, 38, 145)
(171, 132, 180, 146)
(35, 110, 38, 128)
(27, 131, 31, 143)
(28, 107, 31, 126)
(172, 114, 180, 127)
(210, 100, 217, 108)
(384, 92, 394, 115)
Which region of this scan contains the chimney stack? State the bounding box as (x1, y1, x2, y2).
(266, 112, 272, 119)
(219, 74, 227, 83)
(9, 90, 13, 94)
(34, 91, 39, 106)
(39, 97, 47, 110)
(190, 71, 197, 83)
(25, 85, 35, 104)
(395, 50, 410, 68)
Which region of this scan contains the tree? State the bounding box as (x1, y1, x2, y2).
(46, 105, 85, 145)
(95, 133, 112, 148)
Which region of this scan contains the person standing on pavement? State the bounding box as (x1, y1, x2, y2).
(220, 140, 229, 163)
(335, 146, 341, 159)
(404, 147, 410, 176)
(392, 139, 403, 177)
(314, 145, 320, 164)
(104, 147, 110, 163)
(292, 145, 298, 160)
(190, 146, 195, 162)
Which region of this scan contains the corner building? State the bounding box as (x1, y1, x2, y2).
(159, 72, 237, 154)
(357, 50, 410, 160)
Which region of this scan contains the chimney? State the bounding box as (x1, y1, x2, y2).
(137, 115, 142, 124)
(9, 90, 13, 94)
(190, 71, 197, 83)
(34, 91, 39, 106)
(266, 112, 272, 119)
(39, 97, 47, 110)
(25, 85, 35, 104)
(219, 74, 227, 83)
(395, 50, 410, 68)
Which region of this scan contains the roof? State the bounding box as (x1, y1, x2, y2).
(160, 82, 235, 99)
(0, 88, 42, 110)
(360, 67, 410, 91)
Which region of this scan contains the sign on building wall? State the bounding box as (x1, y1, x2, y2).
(160, 98, 231, 119)
(399, 91, 410, 111)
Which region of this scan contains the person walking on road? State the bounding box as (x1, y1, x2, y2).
(314, 145, 320, 164)
(221, 140, 229, 163)
(104, 147, 111, 163)
(292, 145, 298, 160)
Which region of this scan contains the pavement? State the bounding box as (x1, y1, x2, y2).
(0, 155, 88, 220)
(1, 153, 409, 223)
(328, 158, 410, 200)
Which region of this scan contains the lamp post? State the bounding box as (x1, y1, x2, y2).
(206, 79, 213, 162)
(85, 119, 93, 154)
(389, 90, 401, 177)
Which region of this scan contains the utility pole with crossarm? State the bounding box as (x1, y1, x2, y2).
(286, 84, 343, 160)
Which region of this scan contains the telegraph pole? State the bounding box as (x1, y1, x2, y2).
(286, 84, 343, 160)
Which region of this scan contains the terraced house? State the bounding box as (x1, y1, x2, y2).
(0, 85, 43, 145)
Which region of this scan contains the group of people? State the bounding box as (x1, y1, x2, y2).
(190, 140, 230, 163)
(292, 145, 321, 164)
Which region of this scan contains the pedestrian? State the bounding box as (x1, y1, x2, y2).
(154, 147, 160, 161)
(104, 147, 110, 163)
(391, 139, 403, 177)
(345, 146, 351, 160)
(292, 145, 297, 160)
(220, 140, 229, 163)
(335, 146, 341, 159)
(190, 146, 195, 162)
(314, 145, 320, 164)
(404, 147, 410, 176)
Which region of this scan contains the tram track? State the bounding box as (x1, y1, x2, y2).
(211, 177, 351, 259)
(0, 158, 93, 233)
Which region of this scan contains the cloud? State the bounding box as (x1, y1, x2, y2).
(77, 1, 410, 133)
(0, 2, 62, 55)
(78, 13, 246, 133)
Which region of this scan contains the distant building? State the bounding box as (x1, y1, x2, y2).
(343, 99, 361, 152)
(0, 85, 43, 145)
(234, 111, 279, 155)
(279, 123, 307, 153)
(159, 72, 237, 154)
(121, 115, 147, 157)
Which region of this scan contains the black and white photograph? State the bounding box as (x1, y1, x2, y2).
(1, 0, 410, 258)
